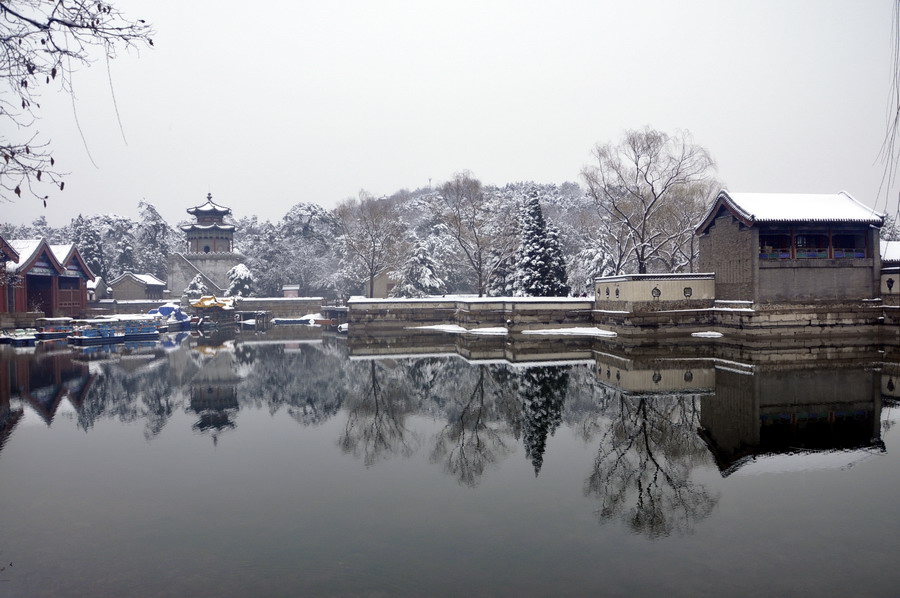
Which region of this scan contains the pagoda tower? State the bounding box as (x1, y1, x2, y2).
(181, 193, 236, 254)
(166, 193, 244, 297)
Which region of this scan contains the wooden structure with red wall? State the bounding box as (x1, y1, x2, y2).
(0, 235, 20, 314)
(3, 238, 95, 318)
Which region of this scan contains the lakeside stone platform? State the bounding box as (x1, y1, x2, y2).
(347, 293, 899, 347)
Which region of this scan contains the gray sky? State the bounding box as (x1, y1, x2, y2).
(3, 0, 898, 226)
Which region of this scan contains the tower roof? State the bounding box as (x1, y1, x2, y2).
(187, 193, 232, 217)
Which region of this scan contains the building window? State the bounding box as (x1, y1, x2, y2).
(832, 233, 866, 258)
(58, 276, 79, 290)
(204, 245, 211, 253)
(759, 234, 791, 259)
(795, 233, 829, 259)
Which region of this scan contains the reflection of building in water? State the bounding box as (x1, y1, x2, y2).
(883, 361, 900, 402)
(700, 367, 884, 476)
(0, 368, 23, 455)
(594, 351, 715, 397)
(0, 351, 93, 426)
(186, 348, 243, 443)
(348, 331, 596, 365)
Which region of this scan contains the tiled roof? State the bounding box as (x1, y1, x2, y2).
(698, 190, 884, 234)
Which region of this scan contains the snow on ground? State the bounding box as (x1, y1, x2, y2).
(407, 325, 508, 335)
(348, 295, 592, 304)
(522, 327, 617, 337)
(410, 324, 468, 333)
(692, 331, 724, 338)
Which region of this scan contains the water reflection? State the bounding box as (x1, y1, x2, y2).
(584, 353, 718, 537)
(700, 367, 885, 475)
(0, 332, 892, 540)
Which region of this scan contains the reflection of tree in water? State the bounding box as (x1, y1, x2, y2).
(584, 394, 718, 538)
(76, 351, 185, 441)
(520, 366, 568, 476)
(238, 342, 346, 425)
(431, 367, 513, 487)
(339, 360, 417, 467)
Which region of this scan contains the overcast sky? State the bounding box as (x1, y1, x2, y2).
(3, 0, 898, 227)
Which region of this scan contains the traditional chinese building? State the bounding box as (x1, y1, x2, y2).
(696, 191, 884, 303)
(0, 234, 19, 313)
(166, 194, 244, 297)
(2, 237, 94, 317)
(107, 271, 166, 300)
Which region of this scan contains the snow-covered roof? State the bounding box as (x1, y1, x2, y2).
(135, 273, 165, 286)
(187, 193, 232, 216)
(883, 240, 900, 264)
(0, 234, 19, 262)
(109, 271, 166, 287)
(697, 190, 884, 233)
(49, 243, 75, 264)
(5, 238, 64, 274)
(8, 239, 43, 266)
(180, 223, 236, 232)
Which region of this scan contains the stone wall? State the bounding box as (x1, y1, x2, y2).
(167, 252, 244, 297)
(594, 274, 715, 312)
(238, 297, 322, 317)
(348, 297, 594, 331)
(108, 277, 151, 301)
(883, 268, 899, 305)
(0, 311, 43, 329)
(698, 214, 756, 301)
(591, 300, 890, 345)
(758, 259, 878, 303)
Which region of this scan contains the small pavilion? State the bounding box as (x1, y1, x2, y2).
(2, 237, 94, 317)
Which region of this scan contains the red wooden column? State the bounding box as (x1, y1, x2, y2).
(14, 283, 26, 312)
(49, 275, 59, 317)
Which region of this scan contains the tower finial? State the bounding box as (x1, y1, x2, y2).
(207, 192, 213, 201)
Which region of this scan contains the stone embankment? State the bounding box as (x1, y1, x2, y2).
(347, 295, 898, 347)
(347, 297, 594, 333)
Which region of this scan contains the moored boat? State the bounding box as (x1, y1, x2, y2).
(35, 317, 74, 340)
(68, 319, 126, 346)
(9, 328, 38, 347)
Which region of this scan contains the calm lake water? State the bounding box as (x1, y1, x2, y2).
(1, 330, 899, 597)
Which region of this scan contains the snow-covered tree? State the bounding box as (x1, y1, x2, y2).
(184, 274, 208, 299)
(71, 215, 104, 277)
(582, 128, 717, 273)
(226, 263, 253, 297)
(335, 191, 407, 298)
(390, 240, 446, 298)
(113, 232, 136, 278)
(438, 172, 518, 296)
(882, 214, 900, 241)
(135, 201, 178, 280)
(514, 188, 569, 297)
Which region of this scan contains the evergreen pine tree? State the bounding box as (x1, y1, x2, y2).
(71, 215, 104, 278)
(226, 264, 254, 297)
(390, 240, 447, 297)
(184, 274, 209, 299)
(544, 223, 570, 296)
(520, 366, 568, 476)
(515, 188, 570, 297)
